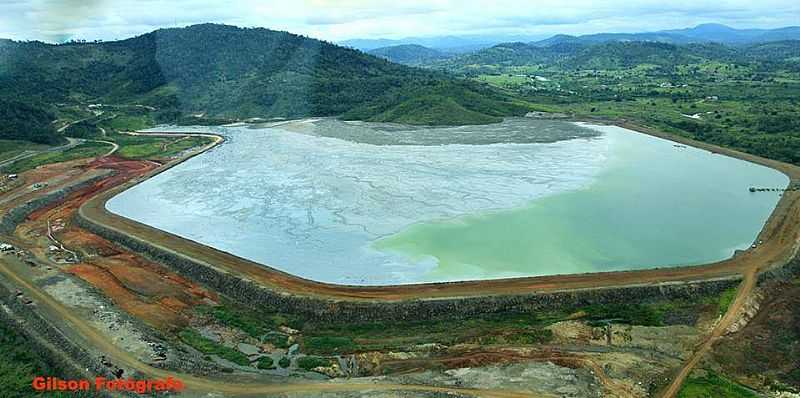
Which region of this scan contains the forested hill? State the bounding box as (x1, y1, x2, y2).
(368, 44, 448, 65)
(431, 40, 800, 72)
(0, 24, 530, 143)
(0, 99, 60, 144)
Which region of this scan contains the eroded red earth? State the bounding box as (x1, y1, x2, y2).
(10, 156, 217, 331)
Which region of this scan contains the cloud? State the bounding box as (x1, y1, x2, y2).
(0, 0, 798, 42)
(303, 3, 443, 25)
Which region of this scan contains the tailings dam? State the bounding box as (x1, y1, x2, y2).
(105, 118, 788, 285)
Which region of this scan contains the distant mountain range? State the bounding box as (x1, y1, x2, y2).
(339, 34, 547, 53)
(344, 24, 800, 59)
(429, 39, 800, 72)
(532, 24, 800, 47)
(360, 24, 800, 66)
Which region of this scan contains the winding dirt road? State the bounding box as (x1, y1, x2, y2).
(0, 254, 544, 398)
(0, 137, 83, 170)
(658, 275, 753, 397)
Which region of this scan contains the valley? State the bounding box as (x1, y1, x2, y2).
(1, 20, 800, 398)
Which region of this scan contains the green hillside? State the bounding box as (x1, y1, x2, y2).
(427, 40, 800, 165)
(0, 99, 61, 145)
(0, 24, 530, 144)
(433, 40, 800, 73)
(368, 44, 448, 65)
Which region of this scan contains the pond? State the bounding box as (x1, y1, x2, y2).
(107, 118, 788, 285)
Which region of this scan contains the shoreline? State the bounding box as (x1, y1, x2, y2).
(77, 119, 800, 301)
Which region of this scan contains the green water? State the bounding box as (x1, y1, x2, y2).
(375, 126, 788, 281)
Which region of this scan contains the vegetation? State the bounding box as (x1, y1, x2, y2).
(427, 39, 800, 165)
(0, 139, 49, 162)
(0, 99, 61, 144)
(62, 120, 103, 139)
(303, 336, 357, 355)
(197, 304, 290, 339)
(256, 356, 274, 370)
(178, 329, 250, 367)
(262, 333, 291, 349)
(196, 287, 728, 357)
(368, 44, 447, 65)
(278, 356, 291, 368)
(0, 320, 93, 397)
(4, 142, 111, 173)
(579, 292, 729, 327)
(581, 303, 669, 326)
(677, 371, 758, 398)
(112, 134, 211, 160)
(718, 287, 738, 315)
(296, 356, 333, 371)
(0, 23, 528, 132)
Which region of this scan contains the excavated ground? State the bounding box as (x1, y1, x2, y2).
(6, 155, 217, 331)
(710, 276, 800, 392)
(1, 123, 799, 397)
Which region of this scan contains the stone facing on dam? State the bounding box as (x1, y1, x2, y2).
(77, 209, 741, 323)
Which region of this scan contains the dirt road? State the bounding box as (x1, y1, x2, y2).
(0, 255, 545, 398)
(0, 137, 82, 170)
(89, 139, 119, 157)
(659, 271, 755, 397)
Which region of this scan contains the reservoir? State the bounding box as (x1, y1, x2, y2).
(106, 118, 788, 285)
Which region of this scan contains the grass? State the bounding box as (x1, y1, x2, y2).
(301, 311, 563, 353)
(476, 74, 535, 87)
(0, 139, 50, 163)
(296, 356, 333, 371)
(198, 290, 727, 356)
(197, 304, 291, 339)
(303, 336, 357, 355)
(580, 291, 734, 327)
(101, 114, 154, 132)
(467, 59, 800, 166)
(110, 134, 213, 160)
(5, 142, 111, 173)
(178, 329, 250, 367)
(262, 332, 291, 349)
(197, 303, 564, 355)
(3, 125, 212, 174)
(677, 371, 758, 398)
(581, 303, 668, 327)
(0, 320, 95, 397)
(256, 356, 274, 370)
(718, 287, 738, 316)
(13, 105, 213, 165)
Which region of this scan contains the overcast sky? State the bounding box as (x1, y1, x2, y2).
(1, 0, 798, 43)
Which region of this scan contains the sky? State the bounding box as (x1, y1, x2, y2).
(1, 0, 798, 43)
